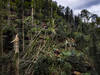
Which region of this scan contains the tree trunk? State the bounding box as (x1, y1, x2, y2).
(32, 7, 34, 26)
(13, 34, 19, 75)
(22, 11, 24, 51)
(22, 0, 24, 51)
(31, 0, 34, 40)
(0, 30, 4, 75)
(8, 0, 11, 25)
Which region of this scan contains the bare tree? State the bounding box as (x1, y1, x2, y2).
(12, 34, 19, 75)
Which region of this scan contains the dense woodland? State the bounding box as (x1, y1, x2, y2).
(0, 0, 100, 75)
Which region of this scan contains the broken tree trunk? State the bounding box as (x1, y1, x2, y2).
(12, 34, 19, 75)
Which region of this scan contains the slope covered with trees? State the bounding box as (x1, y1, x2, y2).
(0, 0, 100, 75)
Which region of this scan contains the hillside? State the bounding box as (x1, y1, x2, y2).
(0, 0, 100, 75)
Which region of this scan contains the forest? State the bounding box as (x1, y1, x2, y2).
(0, 0, 100, 75)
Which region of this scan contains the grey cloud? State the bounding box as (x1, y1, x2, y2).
(75, 0, 100, 9)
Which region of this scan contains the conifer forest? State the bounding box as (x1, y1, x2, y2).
(0, 0, 100, 75)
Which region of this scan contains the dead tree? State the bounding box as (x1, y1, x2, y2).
(12, 34, 19, 75)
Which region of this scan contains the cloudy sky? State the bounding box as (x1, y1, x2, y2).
(53, 0, 100, 16)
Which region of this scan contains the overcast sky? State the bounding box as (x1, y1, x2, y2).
(53, 0, 100, 16)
